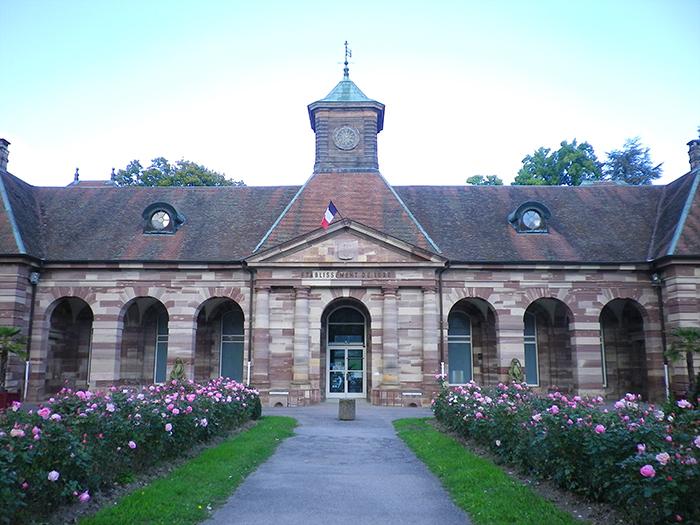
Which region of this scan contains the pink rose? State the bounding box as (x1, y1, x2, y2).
(128, 440, 137, 449)
(637, 443, 646, 454)
(37, 407, 51, 420)
(640, 464, 656, 478)
(200, 418, 208, 427)
(165, 423, 173, 432)
(694, 436, 700, 449)
(594, 424, 606, 434)
(548, 405, 559, 415)
(172, 408, 180, 416)
(78, 490, 90, 503)
(677, 399, 692, 409)
(656, 452, 670, 465)
(10, 427, 25, 438)
(48, 470, 60, 481)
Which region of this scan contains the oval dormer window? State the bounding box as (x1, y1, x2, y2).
(521, 210, 543, 231)
(508, 201, 550, 233)
(142, 202, 185, 234)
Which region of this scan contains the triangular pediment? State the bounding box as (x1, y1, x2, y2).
(247, 220, 445, 266)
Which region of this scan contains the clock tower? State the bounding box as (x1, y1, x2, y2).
(308, 54, 385, 173)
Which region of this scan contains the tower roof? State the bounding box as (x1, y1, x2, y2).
(319, 78, 374, 103)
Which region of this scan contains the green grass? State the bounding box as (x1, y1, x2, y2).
(80, 416, 296, 525)
(394, 418, 585, 525)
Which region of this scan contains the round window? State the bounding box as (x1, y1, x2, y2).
(522, 210, 542, 230)
(150, 210, 171, 230)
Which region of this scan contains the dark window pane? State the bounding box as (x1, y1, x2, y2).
(329, 307, 364, 324)
(448, 312, 470, 336)
(222, 310, 244, 335)
(524, 312, 536, 337)
(157, 311, 168, 336)
(330, 349, 345, 370)
(347, 372, 363, 393)
(524, 342, 538, 385)
(154, 342, 168, 383)
(329, 324, 364, 344)
(329, 372, 344, 393)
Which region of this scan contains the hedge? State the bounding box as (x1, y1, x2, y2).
(432, 380, 699, 524)
(0, 378, 260, 524)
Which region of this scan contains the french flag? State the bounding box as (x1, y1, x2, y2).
(321, 201, 338, 229)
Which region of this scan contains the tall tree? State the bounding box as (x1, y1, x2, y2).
(513, 140, 602, 186)
(466, 175, 503, 186)
(114, 157, 245, 187)
(602, 137, 662, 185)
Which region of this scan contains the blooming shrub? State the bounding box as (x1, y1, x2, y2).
(433, 380, 700, 524)
(0, 378, 259, 524)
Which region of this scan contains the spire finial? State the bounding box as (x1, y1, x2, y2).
(343, 40, 352, 79)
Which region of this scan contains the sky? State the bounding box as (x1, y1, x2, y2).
(1, 0, 699, 188)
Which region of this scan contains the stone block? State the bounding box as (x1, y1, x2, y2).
(338, 398, 356, 420)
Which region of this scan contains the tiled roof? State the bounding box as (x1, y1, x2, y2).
(320, 79, 374, 102)
(394, 184, 665, 263)
(2, 169, 699, 264)
(257, 171, 438, 252)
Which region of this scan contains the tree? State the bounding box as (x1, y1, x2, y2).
(0, 326, 26, 392)
(603, 137, 662, 185)
(513, 139, 602, 186)
(666, 327, 700, 401)
(114, 157, 245, 187)
(466, 175, 503, 186)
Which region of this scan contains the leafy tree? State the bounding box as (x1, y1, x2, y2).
(466, 175, 503, 186)
(602, 137, 662, 185)
(0, 326, 26, 392)
(665, 327, 700, 401)
(114, 157, 245, 187)
(513, 139, 602, 186)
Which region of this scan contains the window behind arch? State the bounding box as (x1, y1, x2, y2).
(221, 310, 244, 381)
(523, 312, 539, 385)
(448, 311, 472, 384)
(328, 307, 365, 344)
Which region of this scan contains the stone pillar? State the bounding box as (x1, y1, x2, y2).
(422, 287, 439, 392)
(570, 318, 604, 397)
(292, 287, 310, 386)
(495, 311, 525, 384)
(167, 312, 197, 380)
(252, 286, 270, 388)
(381, 286, 399, 386)
(89, 315, 123, 389)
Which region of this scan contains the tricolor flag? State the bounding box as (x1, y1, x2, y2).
(321, 201, 338, 229)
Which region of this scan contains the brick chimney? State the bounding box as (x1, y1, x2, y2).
(689, 139, 700, 172)
(0, 139, 9, 172)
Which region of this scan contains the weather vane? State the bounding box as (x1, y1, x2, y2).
(343, 40, 352, 79)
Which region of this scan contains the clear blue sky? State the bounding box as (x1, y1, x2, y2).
(1, 0, 699, 186)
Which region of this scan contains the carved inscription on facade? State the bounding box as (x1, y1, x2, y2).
(300, 270, 395, 279)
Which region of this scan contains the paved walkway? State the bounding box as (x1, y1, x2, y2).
(205, 401, 471, 525)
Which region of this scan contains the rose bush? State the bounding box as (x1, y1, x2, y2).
(0, 378, 259, 524)
(433, 379, 699, 524)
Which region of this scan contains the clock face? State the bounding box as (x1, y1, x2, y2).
(333, 126, 360, 150)
(151, 210, 171, 230)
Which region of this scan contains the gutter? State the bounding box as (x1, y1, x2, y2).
(242, 261, 256, 385)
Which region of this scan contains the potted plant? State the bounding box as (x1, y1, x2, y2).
(0, 326, 26, 409)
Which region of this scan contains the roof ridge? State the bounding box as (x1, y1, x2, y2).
(0, 171, 27, 254)
(378, 173, 442, 253)
(253, 174, 315, 252)
(667, 170, 700, 256)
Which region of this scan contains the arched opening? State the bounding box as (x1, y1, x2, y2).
(45, 297, 93, 394)
(600, 299, 648, 400)
(447, 299, 498, 385)
(320, 298, 371, 400)
(523, 298, 574, 392)
(194, 298, 245, 382)
(119, 298, 168, 384)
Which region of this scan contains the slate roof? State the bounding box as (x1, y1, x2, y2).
(2, 168, 699, 264)
(395, 184, 667, 263)
(257, 171, 438, 253)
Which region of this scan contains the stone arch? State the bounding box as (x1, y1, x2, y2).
(523, 297, 574, 392)
(119, 296, 169, 384)
(44, 297, 94, 395)
(446, 298, 498, 386)
(319, 296, 372, 401)
(600, 298, 649, 400)
(194, 297, 245, 382)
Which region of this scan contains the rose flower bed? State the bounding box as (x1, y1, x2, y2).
(0, 378, 261, 524)
(432, 380, 700, 525)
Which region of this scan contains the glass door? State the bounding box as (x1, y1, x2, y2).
(327, 346, 365, 398)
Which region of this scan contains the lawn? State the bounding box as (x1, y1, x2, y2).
(80, 416, 296, 525)
(394, 418, 585, 525)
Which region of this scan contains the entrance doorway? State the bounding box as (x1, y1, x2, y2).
(326, 306, 366, 398)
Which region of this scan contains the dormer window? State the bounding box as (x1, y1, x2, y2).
(142, 203, 185, 234)
(508, 201, 550, 233)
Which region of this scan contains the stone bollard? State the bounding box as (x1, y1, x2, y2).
(338, 398, 356, 420)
